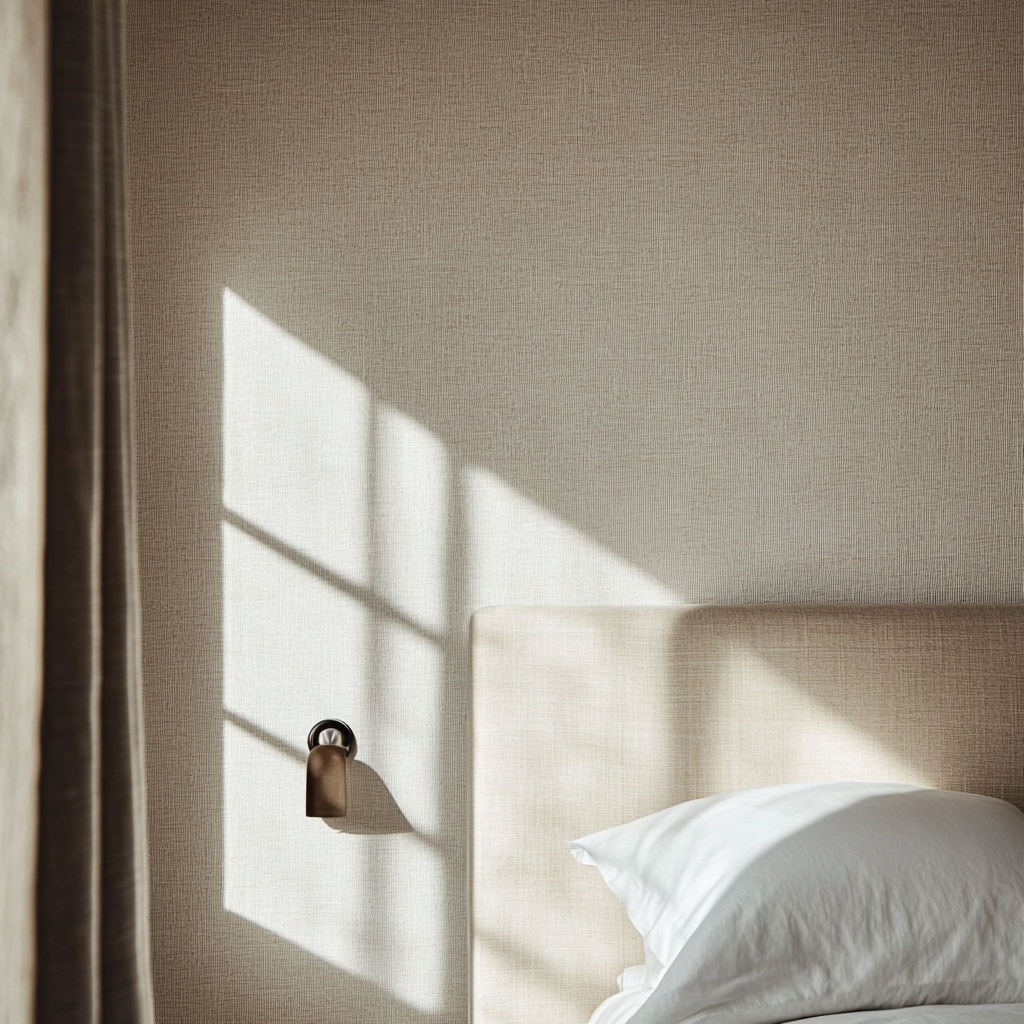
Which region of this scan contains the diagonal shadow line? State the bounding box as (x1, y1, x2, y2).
(222, 506, 442, 646)
(224, 708, 307, 764)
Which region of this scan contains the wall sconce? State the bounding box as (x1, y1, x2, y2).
(306, 719, 356, 817)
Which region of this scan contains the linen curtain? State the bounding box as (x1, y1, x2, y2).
(35, 0, 155, 1020)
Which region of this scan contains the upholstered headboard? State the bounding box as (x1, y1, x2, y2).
(470, 605, 1024, 1024)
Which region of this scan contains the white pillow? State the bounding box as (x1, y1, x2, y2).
(570, 782, 1024, 1024)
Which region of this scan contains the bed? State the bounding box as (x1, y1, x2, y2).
(470, 605, 1024, 1024)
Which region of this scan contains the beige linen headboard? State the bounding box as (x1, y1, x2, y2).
(470, 604, 1024, 1024)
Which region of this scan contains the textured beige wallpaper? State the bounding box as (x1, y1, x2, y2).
(126, 2, 1022, 1022)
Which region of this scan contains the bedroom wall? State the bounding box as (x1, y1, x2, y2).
(126, 2, 1022, 1022)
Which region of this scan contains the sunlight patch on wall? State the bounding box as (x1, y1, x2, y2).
(220, 288, 446, 1012)
(223, 720, 368, 967)
(711, 646, 928, 791)
(221, 521, 369, 761)
(220, 288, 686, 1013)
(375, 404, 449, 636)
(466, 466, 678, 607)
(372, 620, 443, 835)
(222, 714, 446, 1010)
(223, 288, 369, 585)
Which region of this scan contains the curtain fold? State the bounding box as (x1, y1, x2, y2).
(36, 0, 155, 1021)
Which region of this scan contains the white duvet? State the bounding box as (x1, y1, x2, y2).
(590, 1001, 1024, 1024)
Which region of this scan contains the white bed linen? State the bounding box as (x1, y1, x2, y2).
(799, 1010, 1024, 1024)
(589, 993, 1024, 1024)
(573, 784, 1024, 1024)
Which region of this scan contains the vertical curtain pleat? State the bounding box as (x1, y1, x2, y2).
(37, 0, 154, 1020)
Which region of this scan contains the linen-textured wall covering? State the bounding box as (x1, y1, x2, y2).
(37, 0, 155, 1021)
(126, 2, 1022, 1022)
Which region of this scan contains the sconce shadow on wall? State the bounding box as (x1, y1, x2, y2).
(324, 760, 414, 835)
